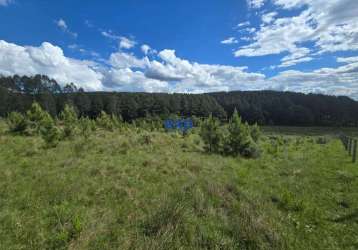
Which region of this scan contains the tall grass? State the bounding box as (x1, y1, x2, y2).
(0, 121, 357, 249)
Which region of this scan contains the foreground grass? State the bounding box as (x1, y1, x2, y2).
(0, 122, 358, 249)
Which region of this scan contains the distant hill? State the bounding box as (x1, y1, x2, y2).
(1, 74, 358, 126)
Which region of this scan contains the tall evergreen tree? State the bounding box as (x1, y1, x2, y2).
(200, 114, 221, 153)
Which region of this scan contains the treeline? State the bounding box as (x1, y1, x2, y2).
(0, 75, 226, 121)
(210, 91, 358, 126)
(1, 74, 358, 126)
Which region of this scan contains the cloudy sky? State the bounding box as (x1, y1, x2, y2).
(0, 0, 358, 99)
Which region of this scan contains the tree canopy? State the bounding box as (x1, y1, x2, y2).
(1, 74, 358, 126)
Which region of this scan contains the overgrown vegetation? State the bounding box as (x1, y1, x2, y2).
(200, 109, 261, 158)
(1, 103, 358, 249)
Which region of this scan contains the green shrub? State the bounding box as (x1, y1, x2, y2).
(267, 140, 280, 156)
(241, 138, 261, 159)
(40, 113, 61, 148)
(226, 110, 252, 156)
(199, 114, 222, 153)
(199, 110, 261, 158)
(96, 111, 121, 131)
(78, 117, 95, 139)
(26, 102, 50, 135)
(6, 112, 28, 133)
(134, 117, 162, 131)
(250, 123, 261, 143)
(59, 104, 78, 138)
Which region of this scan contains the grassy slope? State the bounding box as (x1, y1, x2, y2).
(0, 121, 358, 250)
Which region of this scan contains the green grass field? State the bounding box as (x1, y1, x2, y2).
(1, 120, 358, 250)
(263, 126, 358, 137)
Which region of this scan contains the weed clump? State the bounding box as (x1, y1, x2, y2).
(6, 112, 28, 134)
(139, 132, 153, 145)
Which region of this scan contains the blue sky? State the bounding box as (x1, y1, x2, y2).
(0, 0, 358, 99)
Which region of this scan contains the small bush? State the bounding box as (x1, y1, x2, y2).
(199, 110, 262, 158)
(7, 112, 28, 133)
(26, 102, 50, 135)
(78, 117, 95, 139)
(226, 109, 259, 158)
(96, 111, 121, 131)
(267, 140, 280, 156)
(200, 114, 221, 153)
(40, 114, 61, 148)
(59, 104, 78, 138)
(250, 123, 261, 143)
(226, 111, 251, 156)
(241, 139, 261, 159)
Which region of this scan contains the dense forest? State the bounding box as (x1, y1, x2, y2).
(210, 91, 358, 126)
(1, 74, 358, 126)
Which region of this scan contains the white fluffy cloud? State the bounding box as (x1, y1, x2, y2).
(101, 31, 136, 50)
(278, 47, 313, 68)
(101, 31, 120, 40)
(237, 21, 250, 28)
(1, 40, 358, 99)
(144, 49, 266, 93)
(247, 0, 265, 9)
(119, 36, 136, 49)
(261, 12, 277, 24)
(55, 19, 78, 38)
(337, 56, 358, 64)
(104, 68, 169, 92)
(235, 0, 358, 68)
(141, 44, 150, 55)
(56, 19, 67, 30)
(270, 61, 358, 99)
(0, 40, 102, 90)
(109, 51, 148, 69)
(221, 37, 238, 45)
(0, 40, 266, 94)
(268, 53, 358, 99)
(141, 44, 156, 55)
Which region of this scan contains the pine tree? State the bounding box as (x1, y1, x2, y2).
(200, 114, 221, 153)
(227, 109, 251, 156)
(39, 111, 61, 148)
(26, 102, 49, 135)
(59, 104, 78, 138)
